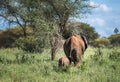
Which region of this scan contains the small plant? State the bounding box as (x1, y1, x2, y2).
(109, 50, 120, 61)
(53, 64, 70, 73)
(80, 61, 88, 71)
(91, 48, 103, 61)
(15, 53, 35, 64)
(90, 48, 107, 66)
(0, 56, 12, 64)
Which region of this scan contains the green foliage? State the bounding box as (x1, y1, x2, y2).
(90, 48, 104, 65)
(0, 28, 21, 48)
(0, 47, 120, 82)
(63, 22, 99, 42)
(33, 16, 57, 48)
(62, 27, 72, 39)
(15, 53, 35, 64)
(14, 36, 43, 53)
(109, 48, 120, 61)
(79, 23, 100, 43)
(0, 27, 32, 48)
(14, 21, 56, 53)
(80, 61, 88, 71)
(108, 34, 120, 46)
(93, 38, 110, 48)
(46, 0, 91, 17)
(0, 0, 93, 36)
(91, 48, 103, 60)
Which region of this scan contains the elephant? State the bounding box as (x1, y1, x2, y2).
(58, 56, 70, 67)
(63, 35, 88, 67)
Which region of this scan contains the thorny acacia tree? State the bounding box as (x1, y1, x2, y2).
(65, 22, 99, 44)
(0, 0, 40, 37)
(0, 0, 93, 60)
(45, 0, 93, 60)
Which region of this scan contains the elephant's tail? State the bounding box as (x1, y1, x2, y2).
(70, 48, 77, 61)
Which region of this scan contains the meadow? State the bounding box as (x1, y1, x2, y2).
(0, 47, 120, 82)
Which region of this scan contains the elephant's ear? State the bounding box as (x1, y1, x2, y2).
(81, 35, 88, 50)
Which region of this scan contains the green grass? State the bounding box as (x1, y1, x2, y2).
(0, 47, 120, 82)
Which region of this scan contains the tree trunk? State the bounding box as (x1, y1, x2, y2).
(50, 18, 67, 60)
(23, 29, 27, 37)
(21, 26, 27, 37)
(51, 33, 63, 60)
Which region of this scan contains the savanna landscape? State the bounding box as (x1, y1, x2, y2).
(0, 0, 120, 82)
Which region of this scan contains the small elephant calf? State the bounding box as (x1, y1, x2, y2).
(58, 56, 70, 67)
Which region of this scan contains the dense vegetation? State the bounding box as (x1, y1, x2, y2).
(0, 0, 120, 82)
(0, 26, 120, 50)
(0, 22, 99, 51)
(0, 47, 120, 82)
(0, 0, 93, 60)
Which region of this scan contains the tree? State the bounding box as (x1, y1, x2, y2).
(0, 0, 39, 37)
(108, 34, 120, 47)
(79, 22, 99, 44)
(45, 0, 93, 60)
(0, 0, 93, 60)
(114, 28, 119, 34)
(93, 38, 110, 48)
(63, 22, 99, 45)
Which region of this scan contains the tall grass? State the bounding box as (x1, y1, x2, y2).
(0, 47, 120, 82)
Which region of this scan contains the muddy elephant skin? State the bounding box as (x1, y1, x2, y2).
(64, 35, 88, 67)
(58, 56, 70, 67)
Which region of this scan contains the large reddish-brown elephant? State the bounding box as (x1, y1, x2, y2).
(63, 35, 88, 67)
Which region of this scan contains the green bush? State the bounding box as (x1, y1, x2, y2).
(0, 30, 18, 48)
(0, 27, 32, 48)
(90, 48, 108, 66)
(14, 36, 43, 53)
(108, 34, 120, 46)
(15, 53, 35, 64)
(93, 38, 110, 48)
(109, 49, 120, 61)
(91, 48, 103, 61)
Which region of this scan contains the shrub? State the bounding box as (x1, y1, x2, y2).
(15, 53, 35, 64)
(109, 49, 120, 61)
(91, 48, 103, 61)
(93, 38, 110, 48)
(80, 61, 88, 71)
(90, 48, 108, 66)
(0, 30, 18, 48)
(14, 36, 43, 53)
(108, 34, 120, 47)
(0, 27, 32, 48)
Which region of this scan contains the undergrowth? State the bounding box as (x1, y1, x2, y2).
(0, 47, 120, 82)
